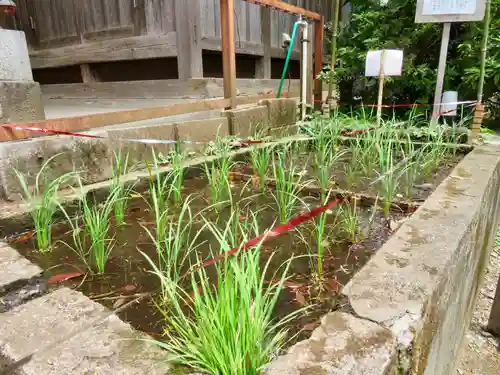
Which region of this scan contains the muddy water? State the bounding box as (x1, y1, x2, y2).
(11, 174, 404, 345)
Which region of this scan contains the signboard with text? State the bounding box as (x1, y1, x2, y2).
(415, 0, 486, 23)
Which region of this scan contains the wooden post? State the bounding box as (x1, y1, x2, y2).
(469, 103, 484, 144)
(488, 274, 500, 337)
(256, 5, 271, 79)
(220, 0, 237, 109)
(174, 0, 203, 80)
(431, 22, 451, 127)
(306, 23, 314, 107)
(376, 50, 386, 127)
(313, 16, 324, 111)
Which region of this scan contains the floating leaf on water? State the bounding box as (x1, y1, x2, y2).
(47, 272, 83, 285)
(284, 280, 303, 290)
(120, 284, 137, 293)
(11, 231, 35, 244)
(295, 290, 307, 306)
(129, 193, 142, 198)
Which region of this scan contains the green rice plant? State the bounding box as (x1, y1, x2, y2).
(141, 195, 203, 285)
(315, 147, 346, 202)
(147, 244, 300, 375)
(250, 144, 273, 193)
(204, 149, 235, 208)
(338, 199, 360, 243)
(14, 154, 76, 252)
(167, 145, 185, 203)
(271, 145, 306, 224)
(59, 181, 120, 274)
(111, 150, 134, 226)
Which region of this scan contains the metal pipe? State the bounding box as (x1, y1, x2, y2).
(299, 21, 309, 120)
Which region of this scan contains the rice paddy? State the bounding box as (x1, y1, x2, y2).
(9, 116, 467, 375)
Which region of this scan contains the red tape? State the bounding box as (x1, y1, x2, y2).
(191, 197, 344, 273)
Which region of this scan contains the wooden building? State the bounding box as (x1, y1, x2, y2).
(13, 0, 332, 85)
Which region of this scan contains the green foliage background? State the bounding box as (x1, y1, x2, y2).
(326, 0, 500, 124)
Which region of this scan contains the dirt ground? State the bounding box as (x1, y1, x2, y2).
(456, 231, 500, 375)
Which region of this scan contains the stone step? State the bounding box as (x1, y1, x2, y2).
(0, 288, 170, 375)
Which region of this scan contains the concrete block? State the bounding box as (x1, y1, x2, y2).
(223, 106, 269, 138)
(0, 30, 33, 82)
(0, 82, 45, 123)
(107, 123, 176, 166)
(264, 312, 396, 375)
(0, 132, 111, 201)
(258, 98, 297, 131)
(342, 144, 500, 375)
(175, 117, 229, 152)
(0, 242, 41, 290)
(0, 288, 170, 375)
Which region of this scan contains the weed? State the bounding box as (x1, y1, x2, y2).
(14, 154, 76, 252)
(111, 150, 134, 226)
(338, 199, 360, 243)
(250, 145, 273, 193)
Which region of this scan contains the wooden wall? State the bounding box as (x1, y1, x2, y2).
(15, 0, 331, 79)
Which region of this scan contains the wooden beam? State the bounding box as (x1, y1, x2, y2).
(174, 0, 203, 80)
(256, 6, 272, 79)
(0, 93, 290, 143)
(220, 0, 237, 109)
(314, 16, 324, 111)
(243, 0, 321, 21)
(29, 34, 177, 69)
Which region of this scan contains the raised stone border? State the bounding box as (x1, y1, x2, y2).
(264, 144, 500, 374)
(0, 98, 297, 202)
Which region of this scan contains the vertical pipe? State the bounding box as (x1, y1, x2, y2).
(300, 22, 309, 120)
(327, 0, 340, 109)
(477, 0, 491, 103)
(220, 0, 237, 109)
(313, 16, 324, 111)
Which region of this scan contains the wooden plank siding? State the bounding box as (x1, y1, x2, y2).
(15, 0, 331, 71)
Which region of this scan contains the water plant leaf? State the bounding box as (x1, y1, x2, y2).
(47, 272, 83, 284)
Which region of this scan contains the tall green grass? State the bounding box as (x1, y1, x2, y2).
(148, 245, 299, 375)
(250, 145, 273, 193)
(14, 154, 76, 252)
(204, 149, 235, 208)
(111, 150, 134, 226)
(271, 145, 306, 224)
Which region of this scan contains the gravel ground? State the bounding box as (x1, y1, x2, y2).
(456, 231, 500, 375)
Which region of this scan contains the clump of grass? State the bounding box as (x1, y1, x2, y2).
(14, 154, 76, 252)
(141, 196, 202, 284)
(204, 143, 235, 208)
(338, 199, 360, 243)
(59, 181, 120, 274)
(271, 145, 306, 224)
(167, 145, 186, 203)
(148, 244, 299, 375)
(250, 145, 273, 192)
(111, 150, 134, 226)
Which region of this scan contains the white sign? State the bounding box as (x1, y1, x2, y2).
(422, 0, 476, 15)
(415, 0, 485, 22)
(365, 50, 404, 77)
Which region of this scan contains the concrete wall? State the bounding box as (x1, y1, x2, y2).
(265, 144, 500, 375)
(0, 98, 297, 201)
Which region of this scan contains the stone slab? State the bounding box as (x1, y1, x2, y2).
(258, 98, 297, 132)
(175, 117, 229, 152)
(0, 288, 170, 375)
(0, 30, 33, 82)
(0, 82, 45, 123)
(223, 106, 269, 138)
(264, 312, 396, 375)
(0, 131, 111, 201)
(487, 273, 500, 336)
(0, 242, 41, 290)
(107, 123, 176, 166)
